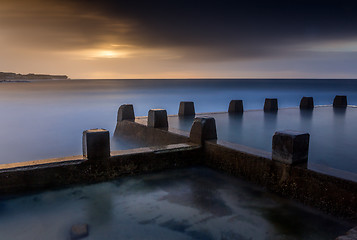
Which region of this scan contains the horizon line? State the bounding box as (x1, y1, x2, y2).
(69, 77, 357, 80)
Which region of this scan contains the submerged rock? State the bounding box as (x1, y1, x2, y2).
(70, 223, 89, 239)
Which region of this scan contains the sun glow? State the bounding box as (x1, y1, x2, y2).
(95, 50, 127, 58)
(71, 48, 130, 60)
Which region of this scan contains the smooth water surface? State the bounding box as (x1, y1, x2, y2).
(0, 168, 352, 240)
(169, 106, 357, 180)
(1, 79, 357, 164)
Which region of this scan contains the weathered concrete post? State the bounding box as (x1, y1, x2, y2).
(333, 95, 347, 108)
(178, 101, 195, 116)
(117, 104, 135, 122)
(148, 109, 168, 128)
(300, 97, 314, 109)
(264, 98, 278, 112)
(272, 130, 310, 165)
(82, 129, 110, 161)
(228, 100, 243, 113)
(189, 117, 217, 144)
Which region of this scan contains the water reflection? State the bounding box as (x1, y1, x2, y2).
(299, 109, 313, 130)
(264, 111, 278, 130)
(227, 113, 243, 141)
(177, 115, 195, 131)
(333, 107, 347, 117)
(299, 109, 313, 120)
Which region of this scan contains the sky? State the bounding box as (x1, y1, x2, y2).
(1, 0, 357, 79)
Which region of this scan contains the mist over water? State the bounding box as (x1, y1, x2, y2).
(1, 79, 357, 174)
(0, 167, 352, 240)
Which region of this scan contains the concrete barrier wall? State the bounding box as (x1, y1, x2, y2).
(204, 140, 357, 218)
(0, 143, 201, 195)
(114, 120, 190, 146)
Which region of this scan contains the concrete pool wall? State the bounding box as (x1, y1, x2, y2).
(0, 97, 356, 223)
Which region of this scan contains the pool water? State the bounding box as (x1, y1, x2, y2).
(168, 106, 357, 181)
(0, 167, 352, 240)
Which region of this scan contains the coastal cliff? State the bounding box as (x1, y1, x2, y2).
(0, 72, 68, 81)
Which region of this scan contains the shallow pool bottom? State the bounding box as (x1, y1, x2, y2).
(0, 167, 352, 240)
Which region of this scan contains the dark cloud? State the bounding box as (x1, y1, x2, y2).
(67, 1, 357, 47)
(1, 0, 357, 61)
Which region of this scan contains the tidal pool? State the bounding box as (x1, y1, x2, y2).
(168, 106, 357, 181)
(0, 167, 352, 240)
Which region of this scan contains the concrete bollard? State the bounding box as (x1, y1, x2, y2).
(333, 95, 347, 108)
(272, 130, 310, 165)
(300, 97, 314, 109)
(264, 98, 278, 112)
(82, 129, 110, 161)
(189, 117, 217, 144)
(178, 101, 195, 116)
(148, 109, 168, 128)
(117, 104, 135, 122)
(228, 100, 243, 113)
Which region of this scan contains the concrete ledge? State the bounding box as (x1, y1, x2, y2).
(0, 155, 84, 172)
(0, 143, 202, 195)
(204, 140, 357, 218)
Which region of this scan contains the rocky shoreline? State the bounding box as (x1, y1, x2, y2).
(0, 71, 68, 81)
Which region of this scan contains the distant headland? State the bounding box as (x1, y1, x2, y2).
(0, 72, 69, 82)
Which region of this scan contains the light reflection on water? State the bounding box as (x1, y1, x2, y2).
(0, 79, 357, 166)
(0, 168, 352, 240)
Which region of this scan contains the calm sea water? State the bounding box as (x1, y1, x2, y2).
(0, 79, 357, 173)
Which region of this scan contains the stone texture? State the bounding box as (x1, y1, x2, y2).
(272, 130, 310, 165)
(82, 129, 110, 160)
(189, 117, 217, 144)
(148, 109, 168, 128)
(70, 223, 89, 240)
(228, 100, 243, 113)
(264, 98, 278, 112)
(333, 95, 347, 108)
(117, 104, 135, 122)
(300, 97, 314, 109)
(178, 101, 195, 116)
